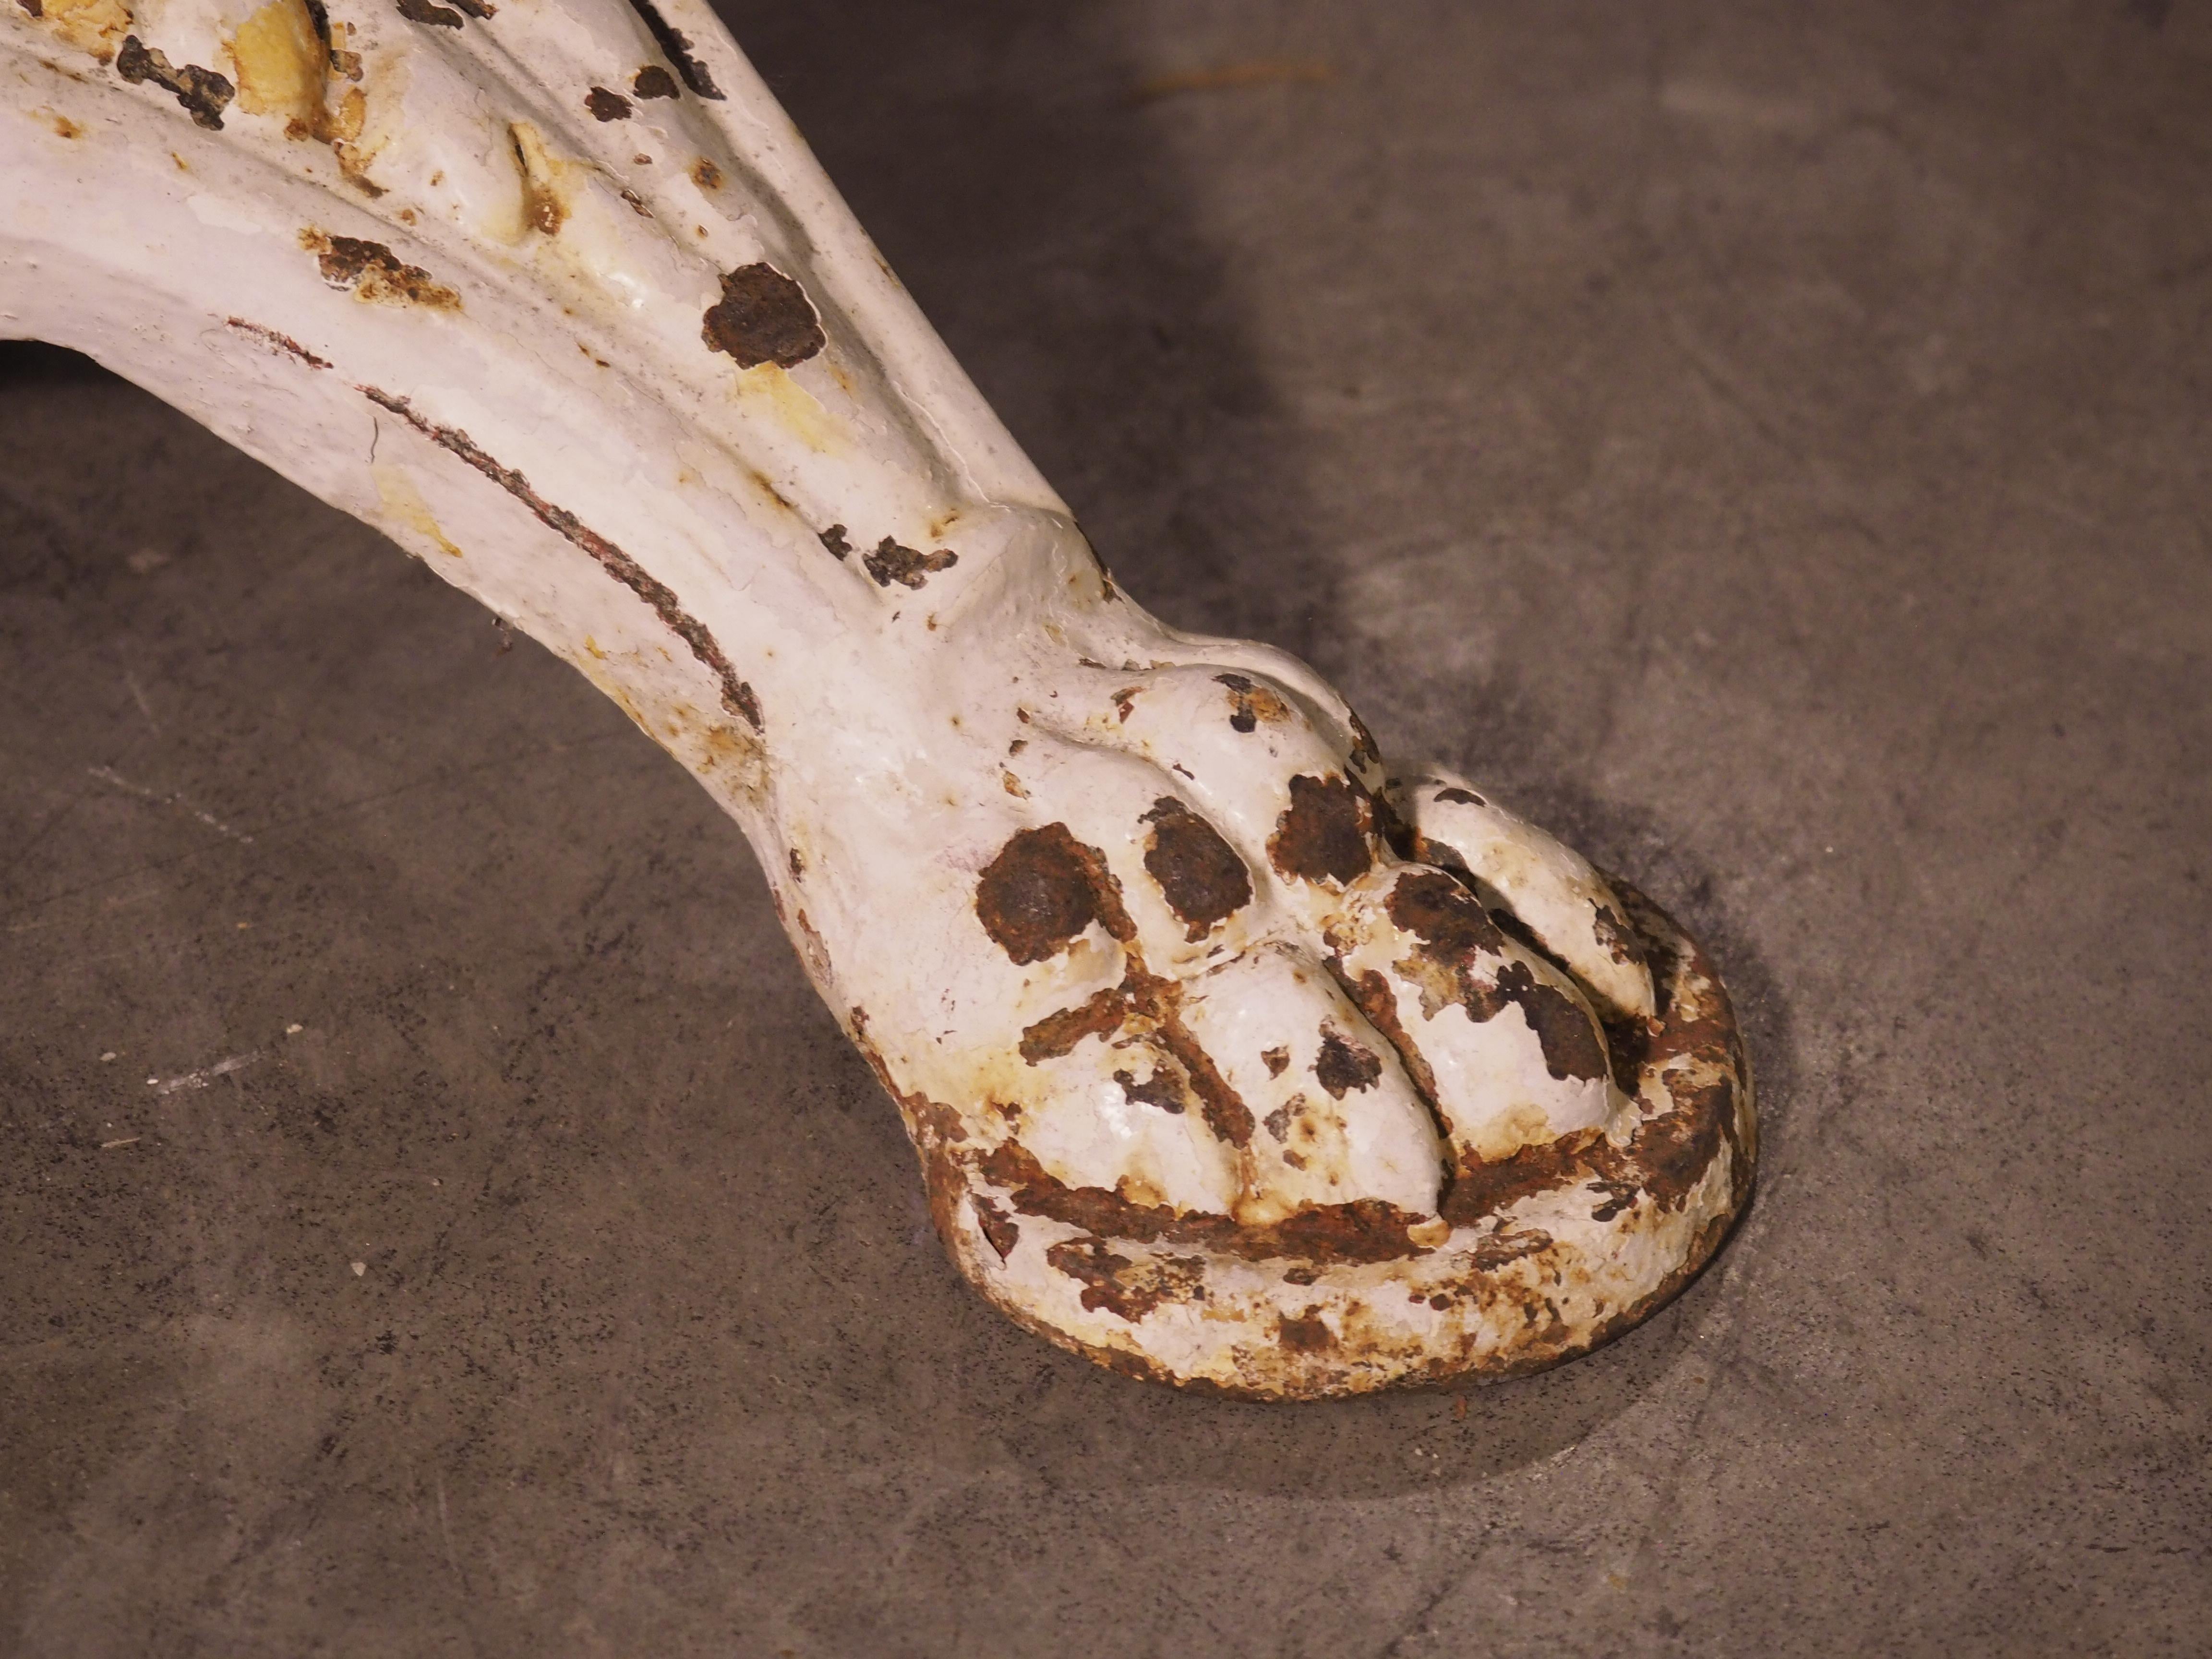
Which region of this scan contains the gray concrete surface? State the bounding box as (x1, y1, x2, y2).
(4, 2, 2209, 1653)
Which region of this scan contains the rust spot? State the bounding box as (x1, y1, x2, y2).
(18, 0, 42, 15)
(1262, 1102, 1293, 1140)
(787, 847, 804, 879)
(1626, 1074, 1737, 1212)
(1467, 961, 1609, 1083)
(1471, 1227, 1554, 1271)
(1112, 686, 1139, 721)
(359, 389, 761, 730)
(981, 1141, 1431, 1265)
(1385, 869, 1606, 1083)
(394, 0, 462, 26)
(1371, 786, 1418, 860)
(618, 187, 651, 217)
(1433, 901, 1743, 1227)
(1283, 1265, 1320, 1286)
(224, 317, 330, 369)
(1276, 1310, 1336, 1354)
(1214, 671, 1293, 732)
(975, 824, 1131, 966)
(1268, 774, 1372, 885)
(1262, 1046, 1289, 1078)
(584, 85, 631, 121)
(1593, 903, 1647, 969)
(1045, 1239, 1206, 1322)
(1435, 785, 1485, 807)
(1114, 1068, 1186, 1114)
(973, 1195, 1020, 1261)
(50, 113, 82, 137)
(690, 156, 722, 190)
(1441, 1129, 1606, 1227)
(301, 230, 459, 309)
(1387, 867, 1504, 957)
(116, 36, 234, 129)
(702, 264, 825, 370)
(1313, 1026, 1382, 1098)
(631, 64, 679, 99)
(1141, 797, 1250, 940)
(1347, 709, 1382, 770)
(1340, 966, 1443, 1110)
(863, 538, 958, 590)
(1018, 986, 1128, 1062)
(818, 525, 851, 561)
(621, 0, 723, 98)
(1133, 974, 1254, 1147)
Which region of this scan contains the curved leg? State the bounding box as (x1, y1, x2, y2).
(1, 0, 1752, 1397)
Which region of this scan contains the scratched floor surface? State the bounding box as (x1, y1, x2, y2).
(4, 1, 2209, 1655)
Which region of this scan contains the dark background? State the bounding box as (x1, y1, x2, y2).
(4, 1, 2208, 1653)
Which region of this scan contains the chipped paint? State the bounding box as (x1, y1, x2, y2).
(229, 0, 325, 124)
(301, 229, 460, 308)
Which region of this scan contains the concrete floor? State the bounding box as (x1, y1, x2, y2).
(4, 1, 2209, 1653)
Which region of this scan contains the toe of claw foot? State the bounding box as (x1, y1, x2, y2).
(907, 880, 1755, 1401)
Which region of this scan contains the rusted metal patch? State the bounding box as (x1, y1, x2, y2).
(975, 822, 1131, 966)
(1346, 709, 1383, 771)
(116, 35, 234, 129)
(1592, 902, 1646, 969)
(861, 538, 956, 590)
(394, 0, 490, 21)
(1017, 985, 1127, 1061)
(702, 263, 825, 370)
(1046, 1238, 1208, 1322)
(1114, 1067, 1186, 1114)
(301, 229, 461, 309)
(1214, 670, 1292, 733)
(359, 387, 762, 729)
(980, 1140, 1432, 1265)
(584, 85, 631, 121)
(1312, 1025, 1382, 1098)
(1384, 867, 1607, 1083)
(973, 1196, 1020, 1261)
(1268, 773, 1373, 885)
(631, 64, 678, 99)
(1141, 795, 1250, 939)
(621, 0, 723, 99)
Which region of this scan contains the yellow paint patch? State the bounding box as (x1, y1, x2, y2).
(35, 0, 133, 62)
(733, 363, 840, 453)
(1466, 1099, 1553, 1164)
(373, 465, 464, 558)
(230, 0, 325, 123)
